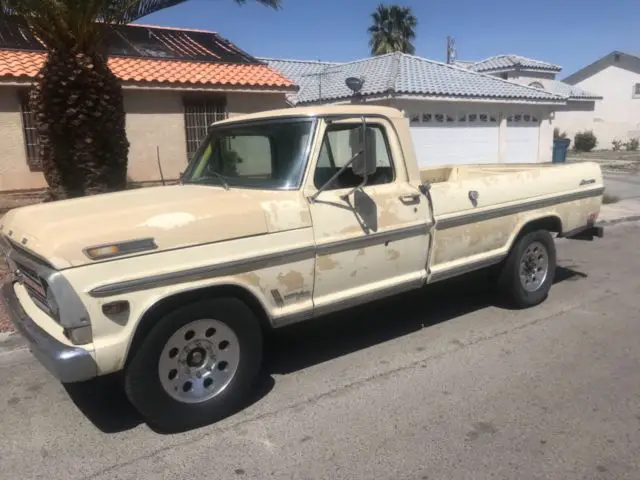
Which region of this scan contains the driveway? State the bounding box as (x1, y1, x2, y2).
(1, 222, 639, 479)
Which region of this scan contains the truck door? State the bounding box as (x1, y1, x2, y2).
(304, 116, 430, 315)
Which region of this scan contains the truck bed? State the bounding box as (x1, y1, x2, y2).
(422, 162, 605, 283)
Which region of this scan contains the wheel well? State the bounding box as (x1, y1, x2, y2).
(124, 285, 272, 368)
(517, 215, 562, 239)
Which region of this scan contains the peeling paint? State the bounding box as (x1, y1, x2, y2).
(317, 255, 340, 271)
(386, 249, 400, 261)
(356, 248, 366, 257)
(277, 270, 305, 292)
(141, 212, 196, 230)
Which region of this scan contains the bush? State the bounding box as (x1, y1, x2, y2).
(553, 127, 567, 140)
(625, 137, 639, 151)
(574, 130, 598, 152)
(612, 139, 624, 151)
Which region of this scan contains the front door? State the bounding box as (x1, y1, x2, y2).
(304, 117, 430, 315)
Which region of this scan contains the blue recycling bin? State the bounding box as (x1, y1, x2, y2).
(552, 138, 571, 163)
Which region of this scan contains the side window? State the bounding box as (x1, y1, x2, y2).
(313, 123, 394, 190)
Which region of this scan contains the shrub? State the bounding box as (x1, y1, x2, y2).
(625, 137, 639, 151)
(612, 139, 624, 151)
(574, 130, 598, 152)
(553, 127, 567, 140)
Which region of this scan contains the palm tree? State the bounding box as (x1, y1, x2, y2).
(367, 4, 417, 56)
(0, 0, 280, 201)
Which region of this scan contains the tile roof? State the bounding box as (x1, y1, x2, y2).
(0, 50, 295, 89)
(536, 79, 602, 100)
(257, 58, 338, 103)
(466, 55, 562, 73)
(262, 53, 566, 104)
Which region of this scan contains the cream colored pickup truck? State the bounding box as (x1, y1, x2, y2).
(1, 105, 604, 430)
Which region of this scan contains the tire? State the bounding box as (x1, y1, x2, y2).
(123, 297, 263, 432)
(498, 229, 556, 308)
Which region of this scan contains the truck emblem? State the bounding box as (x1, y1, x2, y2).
(580, 179, 596, 186)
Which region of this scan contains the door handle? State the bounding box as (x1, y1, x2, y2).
(399, 193, 420, 203)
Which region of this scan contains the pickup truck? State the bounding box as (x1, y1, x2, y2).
(0, 105, 604, 431)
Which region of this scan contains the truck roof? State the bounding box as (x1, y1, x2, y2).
(213, 104, 406, 125)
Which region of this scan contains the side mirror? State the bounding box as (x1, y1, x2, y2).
(350, 125, 377, 178)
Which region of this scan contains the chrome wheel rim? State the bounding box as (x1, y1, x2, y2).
(158, 319, 240, 404)
(519, 241, 549, 292)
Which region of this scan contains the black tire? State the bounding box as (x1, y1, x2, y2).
(123, 297, 263, 432)
(498, 229, 556, 308)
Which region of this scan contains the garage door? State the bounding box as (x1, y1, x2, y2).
(505, 113, 540, 163)
(409, 111, 500, 167)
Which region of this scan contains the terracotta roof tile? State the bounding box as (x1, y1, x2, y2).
(0, 50, 296, 90)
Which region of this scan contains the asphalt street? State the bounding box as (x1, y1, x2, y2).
(603, 170, 640, 200)
(0, 221, 639, 480)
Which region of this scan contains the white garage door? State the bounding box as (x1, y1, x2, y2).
(505, 113, 540, 163)
(408, 111, 500, 167)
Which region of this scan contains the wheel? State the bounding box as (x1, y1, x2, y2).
(498, 229, 556, 308)
(123, 297, 263, 431)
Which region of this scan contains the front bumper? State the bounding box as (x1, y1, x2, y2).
(2, 282, 97, 383)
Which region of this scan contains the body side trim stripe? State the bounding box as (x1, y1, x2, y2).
(435, 187, 604, 230)
(88, 223, 430, 298)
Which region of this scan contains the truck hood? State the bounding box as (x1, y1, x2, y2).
(0, 184, 311, 269)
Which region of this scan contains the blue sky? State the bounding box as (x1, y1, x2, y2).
(141, 0, 638, 78)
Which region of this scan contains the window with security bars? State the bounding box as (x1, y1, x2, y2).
(183, 97, 227, 160)
(18, 90, 42, 172)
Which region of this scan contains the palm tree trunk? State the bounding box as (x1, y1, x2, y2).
(30, 50, 129, 201)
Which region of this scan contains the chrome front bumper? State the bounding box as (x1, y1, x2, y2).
(2, 282, 97, 383)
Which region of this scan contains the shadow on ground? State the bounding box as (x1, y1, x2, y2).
(63, 265, 586, 434)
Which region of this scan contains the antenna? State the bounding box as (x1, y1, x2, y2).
(446, 36, 456, 64)
(300, 66, 340, 101)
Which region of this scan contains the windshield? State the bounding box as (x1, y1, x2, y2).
(181, 118, 315, 190)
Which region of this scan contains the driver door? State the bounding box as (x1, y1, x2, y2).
(305, 117, 429, 315)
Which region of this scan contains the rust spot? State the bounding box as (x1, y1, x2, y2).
(276, 270, 305, 292)
(356, 248, 365, 257)
(349, 270, 357, 277)
(317, 255, 340, 271)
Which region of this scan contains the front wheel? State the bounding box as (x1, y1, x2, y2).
(498, 229, 557, 308)
(124, 297, 263, 432)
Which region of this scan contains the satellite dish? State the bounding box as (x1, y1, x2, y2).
(345, 76, 364, 94)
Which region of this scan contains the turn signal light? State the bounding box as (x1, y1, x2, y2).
(102, 301, 129, 315)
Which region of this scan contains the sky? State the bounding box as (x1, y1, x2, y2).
(141, 0, 639, 78)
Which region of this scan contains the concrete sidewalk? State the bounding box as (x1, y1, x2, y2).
(598, 198, 640, 225)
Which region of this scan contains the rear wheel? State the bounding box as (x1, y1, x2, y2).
(124, 297, 263, 432)
(498, 229, 556, 308)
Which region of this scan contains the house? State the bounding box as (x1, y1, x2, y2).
(556, 51, 640, 148)
(0, 18, 295, 192)
(460, 54, 603, 144)
(262, 53, 582, 167)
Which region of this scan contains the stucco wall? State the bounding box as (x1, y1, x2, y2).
(124, 90, 188, 182)
(557, 64, 640, 148)
(226, 92, 289, 117)
(0, 87, 47, 191)
(0, 87, 290, 191)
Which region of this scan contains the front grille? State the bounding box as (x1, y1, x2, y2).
(15, 261, 53, 317)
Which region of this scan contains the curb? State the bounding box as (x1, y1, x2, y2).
(597, 215, 640, 227)
(1, 216, 639, 352)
